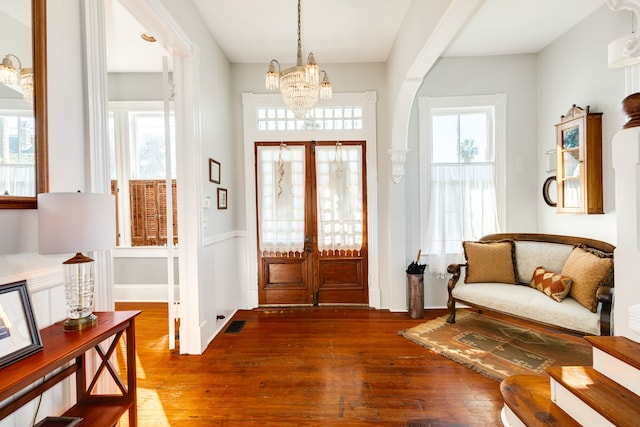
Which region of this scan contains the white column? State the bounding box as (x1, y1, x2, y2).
(81, 0, 114, 312)
(612, 127, 640, 342)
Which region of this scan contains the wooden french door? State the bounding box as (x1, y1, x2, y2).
(256, 141, 368, 305)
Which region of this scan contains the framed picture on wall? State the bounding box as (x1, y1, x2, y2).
(209, 158, 221, 184)
(0, 280, 43, 368)
(217, 188, 228, 209)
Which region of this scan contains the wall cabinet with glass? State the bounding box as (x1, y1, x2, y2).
(554, 105, 603, 214)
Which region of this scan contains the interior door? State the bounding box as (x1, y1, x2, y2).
(256, 141, 368, 305)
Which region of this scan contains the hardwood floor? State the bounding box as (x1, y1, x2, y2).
(115, 303, 503, 426)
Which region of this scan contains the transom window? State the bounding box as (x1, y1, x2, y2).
(257, 106, 363, 131)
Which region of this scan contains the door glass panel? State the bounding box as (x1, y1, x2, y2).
(562, 126, 579, 149)
(562, 126, 580, 208)
(563, 178, 580, 208)
(315, 144, 363, 251)
(257, 145, 306, 253)
(563, 150, 580, 178)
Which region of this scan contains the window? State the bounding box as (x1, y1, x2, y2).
(109, 102, 176, 247)
(419, 95, 506, 275)
(0, 109, 35, 196)
(256, 106, 363, 131)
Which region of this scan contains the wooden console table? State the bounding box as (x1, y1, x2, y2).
(0, 311, 140, 426)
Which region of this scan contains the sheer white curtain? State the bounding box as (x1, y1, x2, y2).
(257, 144, 306, 253)
(0, 164, 35, 196)
(425, 163, 500, 275)
(315, 144, 363, 252)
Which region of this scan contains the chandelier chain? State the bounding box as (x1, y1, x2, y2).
(297, 0, 302, 59)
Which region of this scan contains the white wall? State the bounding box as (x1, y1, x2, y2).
(537, 5, 625, 243)
(405, 54, 539, 307)
(108, 72, 163, 100)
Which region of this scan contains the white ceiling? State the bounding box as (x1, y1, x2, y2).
(190, 0, 413, 64)
(106, 0, 170, 73)
(106, 0, 607, 73)
(444, 0, 605, 57)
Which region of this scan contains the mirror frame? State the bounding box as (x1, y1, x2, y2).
(2, 0, 48, 209)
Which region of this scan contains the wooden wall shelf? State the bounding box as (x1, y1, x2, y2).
(0, 311, 140, 426)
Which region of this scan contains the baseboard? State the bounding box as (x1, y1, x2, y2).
(114, 284, 179, 302)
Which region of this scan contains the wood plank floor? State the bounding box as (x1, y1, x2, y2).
(115, 302, 504, 426)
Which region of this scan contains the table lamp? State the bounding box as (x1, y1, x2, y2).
(37, 192, 115, 332)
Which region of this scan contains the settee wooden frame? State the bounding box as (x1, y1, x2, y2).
(446, 233, 615, 336)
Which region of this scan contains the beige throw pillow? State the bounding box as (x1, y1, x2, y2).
(463, 240, 517, 284)
(561, 245, 614, 312)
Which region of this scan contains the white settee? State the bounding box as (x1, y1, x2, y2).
(446, 233, 615, 336)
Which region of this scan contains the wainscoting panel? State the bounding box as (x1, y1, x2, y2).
(201, 231, 246, 349)
(0, 258, 75, 426)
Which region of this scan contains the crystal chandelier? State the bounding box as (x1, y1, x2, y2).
(0, 54, 34, 106)
(265, 0, 332, 120)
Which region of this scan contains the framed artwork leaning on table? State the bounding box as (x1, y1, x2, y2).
(0, 280, 43, 368)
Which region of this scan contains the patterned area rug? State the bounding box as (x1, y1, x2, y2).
(399, 310, 593, 381)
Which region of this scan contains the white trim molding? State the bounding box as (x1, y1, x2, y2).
(607, 1, 640, 58)
(388, 0, 483, 184)
(388, 148, 409, 184)
(81, 0, 114, 313)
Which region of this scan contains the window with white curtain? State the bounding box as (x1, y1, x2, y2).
(419, 94, 507, 275)
(0, 109, 34, 197)
(315, 144, 363, 252)
(256, 144, 306, 253)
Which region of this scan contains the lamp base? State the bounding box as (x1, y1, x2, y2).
(63, 313, 97, 332)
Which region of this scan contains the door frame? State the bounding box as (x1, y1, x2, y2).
(242, 91, 380, 309)
(86, 0, 202, 354)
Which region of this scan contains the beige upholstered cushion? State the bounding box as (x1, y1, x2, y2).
(514, 241, 574, 284)
(562, 245, 614, 312)
(529, 266, 572, 302)
(463, 240, 517, 284)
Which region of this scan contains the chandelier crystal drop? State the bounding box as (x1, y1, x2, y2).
(0, 54, 34, 105)
(265, 0, 332, 120)
(0, 54, 20, 86)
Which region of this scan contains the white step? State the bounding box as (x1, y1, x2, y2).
(586, 336, 640, 396)
(548, 366, 640, 427)
(549, 377, 615, 427)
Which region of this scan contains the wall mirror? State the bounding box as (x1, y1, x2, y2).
(0, 0, 47, 209)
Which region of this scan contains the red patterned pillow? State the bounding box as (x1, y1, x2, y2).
(529, 266, 573, 302)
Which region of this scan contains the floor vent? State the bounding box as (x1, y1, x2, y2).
(224, 320, 246, 334)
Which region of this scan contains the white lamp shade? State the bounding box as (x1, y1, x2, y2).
(38, 192, 116, 255)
